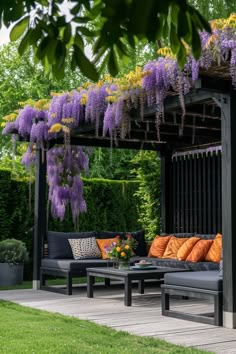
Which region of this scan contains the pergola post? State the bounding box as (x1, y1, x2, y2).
(160, 151, 173, 233)
(221, 92, 236, 328)
(33, 147, 47, 290)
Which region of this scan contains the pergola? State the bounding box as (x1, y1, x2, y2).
(32, 71, 236, 328)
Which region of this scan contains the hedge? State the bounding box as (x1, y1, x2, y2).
(0, 170, 141, 278)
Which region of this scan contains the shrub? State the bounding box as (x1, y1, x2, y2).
(0, 239, 29, 265)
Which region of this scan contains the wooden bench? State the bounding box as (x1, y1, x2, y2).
(161, 270, 223, 326)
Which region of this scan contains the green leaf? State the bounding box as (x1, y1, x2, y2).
(108, 47, 119, 77)
(191, 26, 201, 60)
(46, 39, 58, 63)
(77, 26, 95, 37)
(63, 24, 71, 44)
(73, 16, 91, 24)
(169, 24, 180, 54)
(70, 3, 82, 16)
(10, 16, 30, 42)
(74, 33, 84, 50)
(177, 42, 187, 69)
(73, 45, 99, 81)
(18, 29, 32, 55)
(177, 11, 190, 38)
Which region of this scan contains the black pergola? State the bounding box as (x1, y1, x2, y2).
(33, 72, 236, 328)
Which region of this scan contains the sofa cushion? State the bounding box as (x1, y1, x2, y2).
(96, 230, 146, 257)
(205, 233, 222, 262)
(177, 237, 200, 260)
(96, 238, 118, 259)
(47, 231, 97, 259)
(69, 237, 101, 259)
(41, 258, 113, 271)
(164, 270, 222, 291)
(130, 256, 220, 271)
(186, 239, 213, 262)
(162, 237, 188, 259)
(148, 235, 172, 258)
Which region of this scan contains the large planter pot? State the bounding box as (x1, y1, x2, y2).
(0, 263, 23, 286)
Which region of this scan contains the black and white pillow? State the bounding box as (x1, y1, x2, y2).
(68, 237, 101, 259)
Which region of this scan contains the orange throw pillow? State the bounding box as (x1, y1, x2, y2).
(186, 239, 213, 262)
(148, 235, 172, 258)
(177, 237, 200, 260)
(96, 238, 118, 259)
(162, 237, 188, 259)
(205, 233, 222, 262)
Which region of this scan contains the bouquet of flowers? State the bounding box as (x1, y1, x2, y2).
(106, 234, 137, 261)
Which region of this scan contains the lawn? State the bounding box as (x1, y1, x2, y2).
(0, 277, 103, 291)
(0, 301, 213, 354)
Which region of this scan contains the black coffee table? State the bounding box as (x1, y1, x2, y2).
(86, 266, 188, 306)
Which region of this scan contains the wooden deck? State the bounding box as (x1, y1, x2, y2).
(1, 282, 236, 354)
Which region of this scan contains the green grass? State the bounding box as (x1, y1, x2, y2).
(0, 277, 103, 291)
(0, 300, 213, 354)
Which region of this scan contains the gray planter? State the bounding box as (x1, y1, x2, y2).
(0, 263, 23, 286)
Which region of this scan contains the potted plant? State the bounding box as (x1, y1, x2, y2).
(0, 239, 29, 286)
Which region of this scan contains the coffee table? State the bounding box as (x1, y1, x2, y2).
(86, 267, 188, 306)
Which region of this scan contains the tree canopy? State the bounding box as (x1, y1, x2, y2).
(1, 0, 211, 80)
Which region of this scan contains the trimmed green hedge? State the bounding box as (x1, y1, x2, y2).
(49, 178, 141, 232)
(0, 170, 141, 278)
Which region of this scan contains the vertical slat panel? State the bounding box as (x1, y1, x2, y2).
(207, 156, 212, 233)
(212, 153, 217, 233)
(194, 157, 198, 232)
(171, 150, 222, 235)
(185, 157, 189, 232)
(198, 157, 202, 233)
(176, 158, 180, 232)
(217, 154, 222, 233)
(189, 157, 193, 233)
(180, 158, 184, 232)
(172, 159, 176, 232)
(202, 156, 207, 233)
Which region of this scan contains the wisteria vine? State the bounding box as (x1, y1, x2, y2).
(2, 14, 236, 222)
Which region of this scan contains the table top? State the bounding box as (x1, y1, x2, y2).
(86, 266, 188, 277)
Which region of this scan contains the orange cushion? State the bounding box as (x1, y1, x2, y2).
(96, 238, 118, 259)
(148, 236, 172, 258)
(176, 237, 200, 260)
(205, 233, 222, 262)
(186, 239, 213, 262)
(162, 237, 188, 259)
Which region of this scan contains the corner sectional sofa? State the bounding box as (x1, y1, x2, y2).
(40, 231, 220, 295)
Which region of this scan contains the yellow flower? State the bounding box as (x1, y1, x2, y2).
(121, 252, 126, 257)
(48, 123, 63, 133)
(124, 245, 130, 250)
(116, 247, 121, 252)
(80, 93, 87, 105)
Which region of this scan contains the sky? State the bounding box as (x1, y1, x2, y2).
(0, 26, 10, 46)
(0, 1, 70, 47)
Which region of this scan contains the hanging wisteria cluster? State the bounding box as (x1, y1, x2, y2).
(47, 146, 88, 223)
(2, 14, 236, 222)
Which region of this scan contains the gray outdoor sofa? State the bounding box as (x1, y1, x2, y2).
(40, 231, 220, 295)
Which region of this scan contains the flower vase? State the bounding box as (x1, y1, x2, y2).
(118, 259, 129, 269)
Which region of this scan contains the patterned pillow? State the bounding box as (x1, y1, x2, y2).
(68, 237, 101, 259)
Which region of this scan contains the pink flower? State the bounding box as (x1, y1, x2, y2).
(115, 235, 120, 238)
